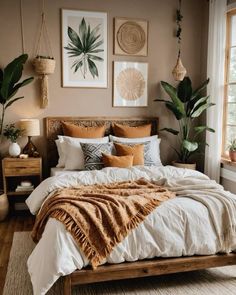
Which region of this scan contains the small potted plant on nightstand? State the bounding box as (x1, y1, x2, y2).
(228, 139, 236, 162)
(3, 123, 23, 157)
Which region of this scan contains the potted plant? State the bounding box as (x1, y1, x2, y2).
(155, 77, 215, 169)
(0, 54, 34, 137)
(32, 55, 56, 75)
(228, 139, 236, 162)
(3, 123, 23, 157)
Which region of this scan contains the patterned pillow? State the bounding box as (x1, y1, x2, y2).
(80, 142, 114, 170)
(114, 141, 155, 166)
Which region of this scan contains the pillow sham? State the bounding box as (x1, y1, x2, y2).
(62, 122, 106, 138)
(80, 142, 114, 170)
(114, 143, 144, 166)
(110, 135, 162, 166)
(55, 139, 67, 168)
(112, 123, 151, 138)
(102, 153, 133, 168)
(57, 136, 109, 170)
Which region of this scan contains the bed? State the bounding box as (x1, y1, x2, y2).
(26, 116, 236, 295)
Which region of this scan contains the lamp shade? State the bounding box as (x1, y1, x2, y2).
(19, 119, 40, 137)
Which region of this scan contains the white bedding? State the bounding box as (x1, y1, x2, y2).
(26, 166, 236, 295)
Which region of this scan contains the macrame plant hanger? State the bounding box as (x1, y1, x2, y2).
(33, 0, 56, 109)
(172, 0, 187, 81)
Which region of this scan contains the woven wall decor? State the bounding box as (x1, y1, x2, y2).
(116, 68, 145, 100)
(114, 18, 148, 56)
(113, 61, 148, 107)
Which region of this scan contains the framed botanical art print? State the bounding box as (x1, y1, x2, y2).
(61, 9, 107, 88)
(113, 62, 148, 107)
(114, 18, 148, 56)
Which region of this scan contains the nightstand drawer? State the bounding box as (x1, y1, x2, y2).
(3, 158, 41, 176)
(4, 166, 41, 176)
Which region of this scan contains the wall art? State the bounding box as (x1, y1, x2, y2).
(113, 61, 148, 107)
(114, 18, 148, 56)
(62, 9, 107, 88)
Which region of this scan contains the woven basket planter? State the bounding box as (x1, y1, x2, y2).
(172, 161, 196, 170)
(33, 57, 56, 75)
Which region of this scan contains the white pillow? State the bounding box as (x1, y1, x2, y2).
(55, 139, 67, 168)
(59, 136, 109, 170)
(109, 135, 162, 166)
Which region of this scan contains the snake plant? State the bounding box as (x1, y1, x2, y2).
(65, 18, 104, 79)
(155, 77, 215, 163)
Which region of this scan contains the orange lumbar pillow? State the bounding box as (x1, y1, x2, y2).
(102, 153, 134, 168)
(112, 123, 151, 138)
(114, 142, 144, 166)
(62, 122, 106, 138)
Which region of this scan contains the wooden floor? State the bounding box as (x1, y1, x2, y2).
(0, 214, 34, 295)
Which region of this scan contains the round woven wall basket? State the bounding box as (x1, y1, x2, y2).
(33, 58, 56, 75)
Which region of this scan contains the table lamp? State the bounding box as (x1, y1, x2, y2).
(19, 119, 40, 157)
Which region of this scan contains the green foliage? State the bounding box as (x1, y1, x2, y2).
(228, 139, 236, 151)
(3, 123, 22, 142)
(0, 54, 34, 136)
(65, 18, 104, 79)
(156, 77, 215, 163)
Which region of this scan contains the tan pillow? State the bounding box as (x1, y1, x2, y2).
(112, 123, 152, 138)
(62, 122, 105, 138)
(114, 143, 144, 166)
(102, 153, 133, 168)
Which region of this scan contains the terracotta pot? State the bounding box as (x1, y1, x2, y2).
(0, 193, 9, 221)
(33, 58, 56, 75)
(172, 161, 196, 170)
(229, 151, 236, 162)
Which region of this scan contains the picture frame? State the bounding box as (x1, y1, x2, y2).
(114, 17, 148, 56)
(113, 61, 148, 107)
(61, 9, 108, 88)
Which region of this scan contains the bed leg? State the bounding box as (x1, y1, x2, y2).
(64, 275, 72, 295)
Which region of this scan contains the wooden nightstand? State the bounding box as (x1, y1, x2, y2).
(2, 157, 42, 212)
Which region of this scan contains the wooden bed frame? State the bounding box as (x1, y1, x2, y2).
(45, 116, 236, 295)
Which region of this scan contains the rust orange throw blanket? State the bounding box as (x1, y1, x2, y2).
(32, 178, 175, 268)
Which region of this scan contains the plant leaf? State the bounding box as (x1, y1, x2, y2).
(89, 49, 104, 53)
(87, 54, 103, 61)
(177, 77, 192, 102)
(8, 77, 34, 99)
(87, 58, 98, 78)
(191, 103, 215, 118)
(1, 54, 28, 99)
(160, 128, 179, 135)
(153, 99, 169, 102)
(161, 81, 185, 116)
(191, 78, 210, 100)
(79, 18, 87, 48)
(67, 27, 83, 50)
(5, 96, 24, 109)
(183, 140, 198, 152)
(194, 126, 215, 134)
(165, 101, 184, 120)
(190, 96, 209, 115)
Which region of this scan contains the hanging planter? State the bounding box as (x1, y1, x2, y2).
(172, 0, 186, 81)
(33, 56, 56, 75)
(33, 0, 55, 109)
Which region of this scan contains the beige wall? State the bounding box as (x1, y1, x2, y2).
(0, 0, 208, 169)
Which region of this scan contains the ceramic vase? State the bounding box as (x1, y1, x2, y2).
(9, 142, 21, 157)
(0, 193, 9, 221)
(229, 151, 236, 162)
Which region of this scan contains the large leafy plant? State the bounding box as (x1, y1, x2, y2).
(65, 18, 104, 79)
(0, 54, 34, 136)
(155, 77, 215, 163)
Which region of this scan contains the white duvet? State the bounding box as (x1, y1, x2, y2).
(26, 166, 236, 295)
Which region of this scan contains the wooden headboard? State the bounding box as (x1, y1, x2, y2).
(45, 116, 159, 169)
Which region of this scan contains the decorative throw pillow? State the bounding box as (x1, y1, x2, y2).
(114, 141, 156, 166)
(112, 123, 151, 138)
(102, 153, 134, 168)
(80, 142, 114, 170)
(110, 135, 162, 167)
(114, 143, 144, 166)
(62, 122, 106, 138)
